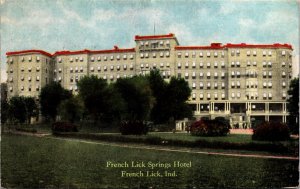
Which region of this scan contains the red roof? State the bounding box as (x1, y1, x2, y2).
(135, 33, 175, 40)
(225, 43, 292, 49)
(53, 46, 135, 56)
(6, 50, 52, 57)
(175, 43, 293, 50)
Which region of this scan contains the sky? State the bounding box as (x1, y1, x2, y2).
(1, 0, 299, 82)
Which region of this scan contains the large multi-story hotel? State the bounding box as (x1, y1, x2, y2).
(6, 33, 293, 127)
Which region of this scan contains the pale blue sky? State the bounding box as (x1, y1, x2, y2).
(1, 0, 299, 81)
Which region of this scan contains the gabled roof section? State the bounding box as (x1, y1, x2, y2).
(6, 50, 52, 57)
(175, 43, 224, 50)
(225, 43, 293, 49)
(53, 46, 135, 56)
(135, 33, 175, 41)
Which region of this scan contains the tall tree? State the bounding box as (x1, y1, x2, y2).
(114, 76, 153, 121)
(8, 96, 38, 124)
(77, 75, 125, 124)
(58, 96, 84, 123)
(287, 77, 299, 133)
(39, 82, 72, 121)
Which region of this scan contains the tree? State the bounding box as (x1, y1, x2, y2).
(287, 77, 299, 133)
(8, 96, 38, 124)
(166, 77, 192, 120)
(147, 70, 192, 123)
(77, 75, 125, 124)
(114, 76, 153, 121)
(58, 96, 84, 123)
(1, 99, 9, 124)
(39, 82, 72, 121)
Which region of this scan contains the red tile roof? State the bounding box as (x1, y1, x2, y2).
(6, 50, 52, 57)
(135, 33, 175, 40)
(53, 46, 135, 56)
(175, 43, 293, 50)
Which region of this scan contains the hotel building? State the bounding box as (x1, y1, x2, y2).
(6, 33, 293, 127)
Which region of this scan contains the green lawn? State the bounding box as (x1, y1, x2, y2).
(1, 134, 298, 188)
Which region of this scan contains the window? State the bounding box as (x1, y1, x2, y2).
(104, 66, 107, 71)
(192, 93, 196, 100)
(185, 62, 189, 68)
(116, 55, 120, 60)
(247, 51, 250, 56)
(199, 52, 203, 57)
(29, 86, 32, 91)
(268, 71, 272, 77)
(110, 65, 114, 70)
(192, 82, 196, 89)
(207, 82, 211, 89)
(146, 64, 149, 68)
(192, 72, 196, 78)
(90, 67, 94, 72)
(237, 81, 240, 88)
(145, 53, 149, 58)
(80, 67, 83, 72)
(231, 71, 235, 77)
(97, 56, 101, 61)
(36, 67, 40, 72)
(160, 52, 163, 57)
(28, 76, 31, 81)
(253, 61, 257, 66)
(124, 65, 127, 70)
(177, 62, 181, 68)
(177, 52, 182, 58)
(236, 61, 240, 67)
(185, 52, 189, 57)
(263, 82, 267, 88)
(263, 93, 267, 99)
(247, 61, 251, 66)
(214, 52, 218, 57)
(214, 82, 218, 89)
(207, 93, 211, 99)
(221, 61, 225, 68)
(221, 93, 225, 99)
(21, 67, 24, 72)
(199, 62, 203, 68)
(58, 68, 62, 73)
(237, 92, 241, 98)
(28, 56, 32, 61)
(268, 81, 272, 88)
(160, 63, 164, 67)
(231, 92, 235, 98)
(123, 55, 127, 59)
(80, 57, 83, 61)
(200, 93, 204, 99)
(282, 62, 286, 67)
(117, 65, 120, 70)
(221, 82, 225, 89)
(160, 41, 164, 45)
(206, 52, 211, 57)
(192, 61, 196, 68)
(91, 57, 95, 61)
(268, 93, 272, 99)
(282, 81, 286, 88)
(214, 93, 218, 99)
(221, 72, 225, 78)
(28, 67, 32, 72)
(110, 75, 114, 80)
(130, 54, 134, 59)
(166, 52, 170, 57)
(207, 72, 211, 78)
(221, 51, 225, 57)
(97, 66, 101, 72)
(36, 76, 40, 81)
(130, 64, 134, 70)
(231, 50, 235, 56)
(263, 71, 267, 77)
(214, 62, 218, 68)
(282, 93, 286, 99)
(207, 62, 210, 68)
(282, 71, 286, 77)
(140, 64, 144, 68)
(199, 82, 204, 89)
(214, 72, 218, 78)
(282, 50, 286, 56)
(268, 51, 272, 56)
(185, 72, 189, 78)
(117, 75, 120, 79)
(253, 51, 257, 56)
(110, 55, 114, 60)
(236, 71, 241, 77)
(192, 52, 196, 58)
(199, 72, 204, 78)
(153, 63, 157, 68)
(268, 62, 272, 67)
(21, 76, 24, 81)
(104, 56, 107, 61)
(263, 50, 266, 56)
(231, 61, 235, 67)
(231, 81, 235, 88)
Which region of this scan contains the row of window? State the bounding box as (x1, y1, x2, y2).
(140, 52, 170, 58)
(191, 92, 286, 100)
(140, 40, 170, 46)
(59, 54, 135, 63)
(177, 51, 225, 58)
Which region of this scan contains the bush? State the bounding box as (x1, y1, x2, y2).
(120, 120, 148, 135)
(190, 119, 230, 136)
(15, 126, 37, 133)
(252, 121, 290, 141)
(52, 121, 78, 133)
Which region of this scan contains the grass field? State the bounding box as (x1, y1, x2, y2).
(1, 134, 298, 189)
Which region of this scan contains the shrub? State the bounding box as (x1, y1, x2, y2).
(190, 119, 230, 136)
(252, 121, 290, 141)
(119, 120, 148, 135)
(52, 121, 78, 133)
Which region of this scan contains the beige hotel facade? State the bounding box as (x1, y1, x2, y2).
(6, 33, 293, 128)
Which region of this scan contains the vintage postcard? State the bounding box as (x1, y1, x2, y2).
(1, 0, 299, 188)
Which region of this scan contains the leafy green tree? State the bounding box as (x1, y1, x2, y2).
(148, 70, 192, 123)
(58, 96, 84, 123)
(287, 77, 299, 133)
(1, 99, 9, 124)
(77, 75, 125, 124)
(166, 77, 192, 120)
(40, 82, 72, 121)
(114, 76, 153, 121)
(8, 96, 38, 124)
